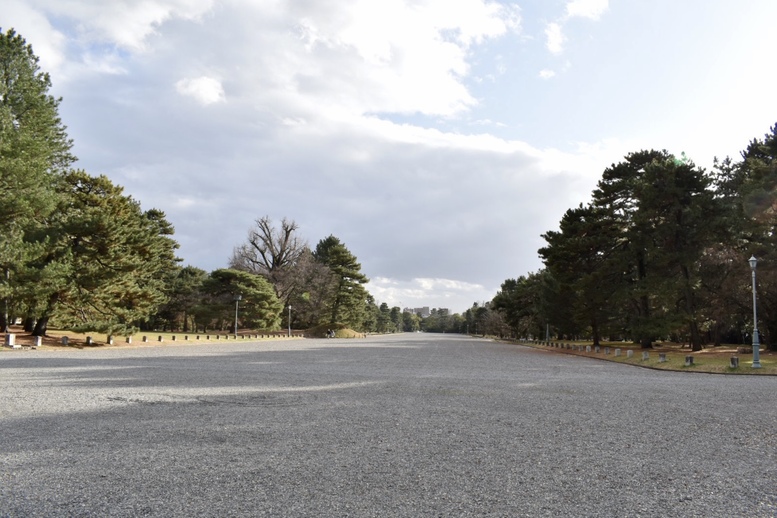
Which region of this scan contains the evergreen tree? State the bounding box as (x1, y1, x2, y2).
(31, 171, 180, 335)
(313, 235, 369, 329)
(0, 28, 74, 330)
(201, 269, 283, 330)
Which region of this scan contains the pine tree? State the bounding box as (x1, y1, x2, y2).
(313, 235, 369, 329)
(201, 269, 283, 331)
(31, 171, 180, 335)
(0, 28, 75, 330)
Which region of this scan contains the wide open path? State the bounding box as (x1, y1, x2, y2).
(2, 333, 776, 517)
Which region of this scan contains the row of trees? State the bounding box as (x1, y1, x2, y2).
(1, 29, 181, 335)
(0, 28, 381, 336)
(489, 125, 777, 351)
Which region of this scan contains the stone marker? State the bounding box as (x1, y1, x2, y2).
(659, 353, 667, 362)
(642, 351, 649, 361)
(142, 336, 148, 342)
(5, 333, 16, 347)
(586, 346, 592, 352)
(615, 348, 622, 357)
(171, 335, 176, 341)
(107, 336, 114, 345)
(685, 356, 694, 367)
(61, 336, 69, 346)
(730, 356, 739, 368)
(158, 335, 163, 342)
(626, 350, 633, 358)
(595, 346, 600, 353)
(604, 347, 610, 355)
(86, 336, 93, 345)
(126, 336, 132, 344)
(33, 336, 42, 347)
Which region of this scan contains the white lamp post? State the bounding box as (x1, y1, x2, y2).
(749, 256, 762, 368)
(234, 294, 242, 337)
(288, 304, 292, 337)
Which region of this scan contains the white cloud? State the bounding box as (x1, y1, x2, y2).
(565, 0, 609, 21)
(39, 0, 216, 51)
(4, 0, 68, 74)
(539, 69, 556, 79)
(371, 277, 492, 313)
(175, 76, 225, 105)
(545, 22, 565, 54)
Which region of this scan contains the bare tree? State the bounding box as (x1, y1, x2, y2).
(230, 216, 308, 303)
(231, 217, 304, 274)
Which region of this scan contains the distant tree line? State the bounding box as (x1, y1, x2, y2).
(488, 126, 777, 351)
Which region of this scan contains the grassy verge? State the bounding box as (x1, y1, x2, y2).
(515, 339, 777, 375)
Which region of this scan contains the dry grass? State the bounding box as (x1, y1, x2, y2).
(516, 339, 777, 375)
(1, 325, 302, 350)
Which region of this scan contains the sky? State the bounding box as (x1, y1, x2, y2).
(5, 0, 777, 314)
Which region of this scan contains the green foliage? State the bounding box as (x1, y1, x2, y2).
(32, 171, 180, 335)
(0, 28, 75, 330)
(201, 269, 283, 330)
(491, 274, 546, 338)
(503, 128, 777, 350)
(313, 235, 369, 329)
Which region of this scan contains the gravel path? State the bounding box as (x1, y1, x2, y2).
(1, 334, 776, 517)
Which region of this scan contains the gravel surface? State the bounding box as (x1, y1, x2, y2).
(1, 334, 776, 517)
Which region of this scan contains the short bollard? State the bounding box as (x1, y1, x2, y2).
(171, 335, 176, 341)
(659, 353, 667, 362)
(158, 336, 163, 342)
(86, 336, 93, 345)
(126, 336, 132, 344)
(642, 351, 650, 361)
(730, 356, 739, 368)
(142, 336, 148, 342)
(33, 336, 42, 347)
(61, 336, 69, 346)
(685, 356, 694, 367)
(107, 336, 114, 345)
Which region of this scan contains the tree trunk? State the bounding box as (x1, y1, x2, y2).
(23, 316, 35, 332)
(33, 293, 59, 337)
(637, 252, 652, 349)
(32, 315, 49, 337)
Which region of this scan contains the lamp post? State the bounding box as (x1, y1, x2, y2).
(288, 304, 292, 337)
(749, 256, 762, 368)
(234, 294, 242, 337)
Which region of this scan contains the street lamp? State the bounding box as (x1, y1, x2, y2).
(749, 256, 762, 368)
(288, 304, 292, 337)
(234, 294, 242, 337)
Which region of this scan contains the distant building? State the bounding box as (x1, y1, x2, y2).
(401, 307, 451, 318)
(412, 307, 431, 318)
